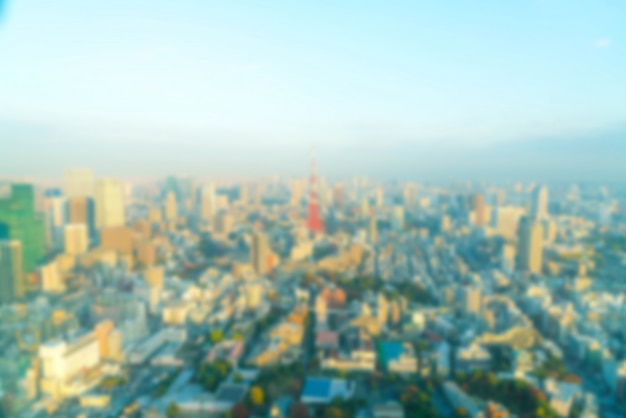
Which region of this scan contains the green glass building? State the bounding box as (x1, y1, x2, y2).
(0, 184, 45, 276)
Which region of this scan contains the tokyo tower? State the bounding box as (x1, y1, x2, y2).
(306, 152, 324, 234)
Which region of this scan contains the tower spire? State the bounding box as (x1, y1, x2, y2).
(306, 147, 324, 234)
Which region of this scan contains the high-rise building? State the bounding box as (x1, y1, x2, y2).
(199, 184, 216, 222)
(0, 240, 24, 304)
(403, 183, 417, 208)
(391, 205, 404, 231)
(43, 196, 66, 251)
(361, 197, 370, 219)
(471, 193, 486, 227)
(440, 215, 451, 233)
(369, 216, 378, 243)
(64, 168, 94, 198)
(163, 191, 178, 222)
(239, 184, 249, 206)
(67, 196, 95, 238)
(64, 224, 89, 255)
(290, 180, 304, 206)
(333, 186, 345, 209)
(517, 216, 544, 274)
(251, 232, 270, 276)
(0, 184, 45, 274)
(531, 185, 549, 220)
(375, 187, 384, 208)
(492, 206, 525, 240)
(95, 179, 125, 229)
(214, 213, 234, 236)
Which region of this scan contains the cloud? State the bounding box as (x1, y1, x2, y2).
(594, 38, 612, 49)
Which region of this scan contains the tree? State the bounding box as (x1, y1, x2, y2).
(249, 385, 265, 406)
(453, 407, 468, 418)
(210, 329, 224, 344)
(166, 402, 180, 418)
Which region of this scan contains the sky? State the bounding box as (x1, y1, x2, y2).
(1, 0, 625, 181)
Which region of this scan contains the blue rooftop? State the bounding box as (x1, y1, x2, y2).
(378, 341, 404, 368)
(302, 378, 332, 399)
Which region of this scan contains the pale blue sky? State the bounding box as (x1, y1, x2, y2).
(1, 0, 625, 179)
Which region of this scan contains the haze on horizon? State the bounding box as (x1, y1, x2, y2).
(1, 0, 625, 181)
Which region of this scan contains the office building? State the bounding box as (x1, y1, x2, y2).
(43, 196, 66, 251)
(471, 193, 487, 227)
(40, 260, 65, 293)
(369, 216, 378, 243)
(531, 185, 549, 220)
(492, 206, 525, 239)
(199, 184, 216, 222)
(290, 180, 304, 206)
(100, 226, 133, 254)
(163, 191, 177, 222)
(251, 232, 270, 276)
(517, 216, 544, 274)
(375, 187, 384, 208)
(391, 205, 404, 232)
(403, 183, 417, 208)
(64, 224, 89, 255)
(214, 213, 234, 236)
(95, 179, 125, 229)
(67, 197, 94, 231)
(0, 184, 45, 274)
(0, 240, 24, 304)
(239, 184, 248, 206)
(64, 168, 94, 198)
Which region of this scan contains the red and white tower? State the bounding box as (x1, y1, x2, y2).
(306, 151, 324, 234)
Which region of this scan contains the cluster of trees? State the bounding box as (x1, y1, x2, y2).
(197, 359, 233, 392)
(335, 275, 433, 305)
(456, 370, 560, 418)
(532, 355, 581, 384)
(399, 384, 441, 417)
(319, 397, 367, 418)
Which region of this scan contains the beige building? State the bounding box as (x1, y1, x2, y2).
(95, 179, 125, 229)
(517, 216, 544, 274)
(100, 226, 133, 254)
(163, 191, 178, 222)
(41, 260, 65, 293)
(199, 184, 216, 221)
(64, 224, 89, 255)
(67, 196, 90, 225)
(251, 232, 270, 276)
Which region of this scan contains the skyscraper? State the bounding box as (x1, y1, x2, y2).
(95, 179, 125, 229)
(471, 193, 486, 227)
(369, 216, 378, 243)
(251, 232, 269, 276)
(239, 184, 249, 206)
(0, 240, 24, 304)
(517, 216, 544, 274)
(0, 184, 45, 274)
(164, 191, 178, 222)
(67, 196, 95, 238)
(64, 224, 89, 255)
(64, 168, 94, 198)
(391, 205, 404, 232)
(43, 196, 66, 251)
(199, 184, 216, 222)
(531, 185, 549, 220)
